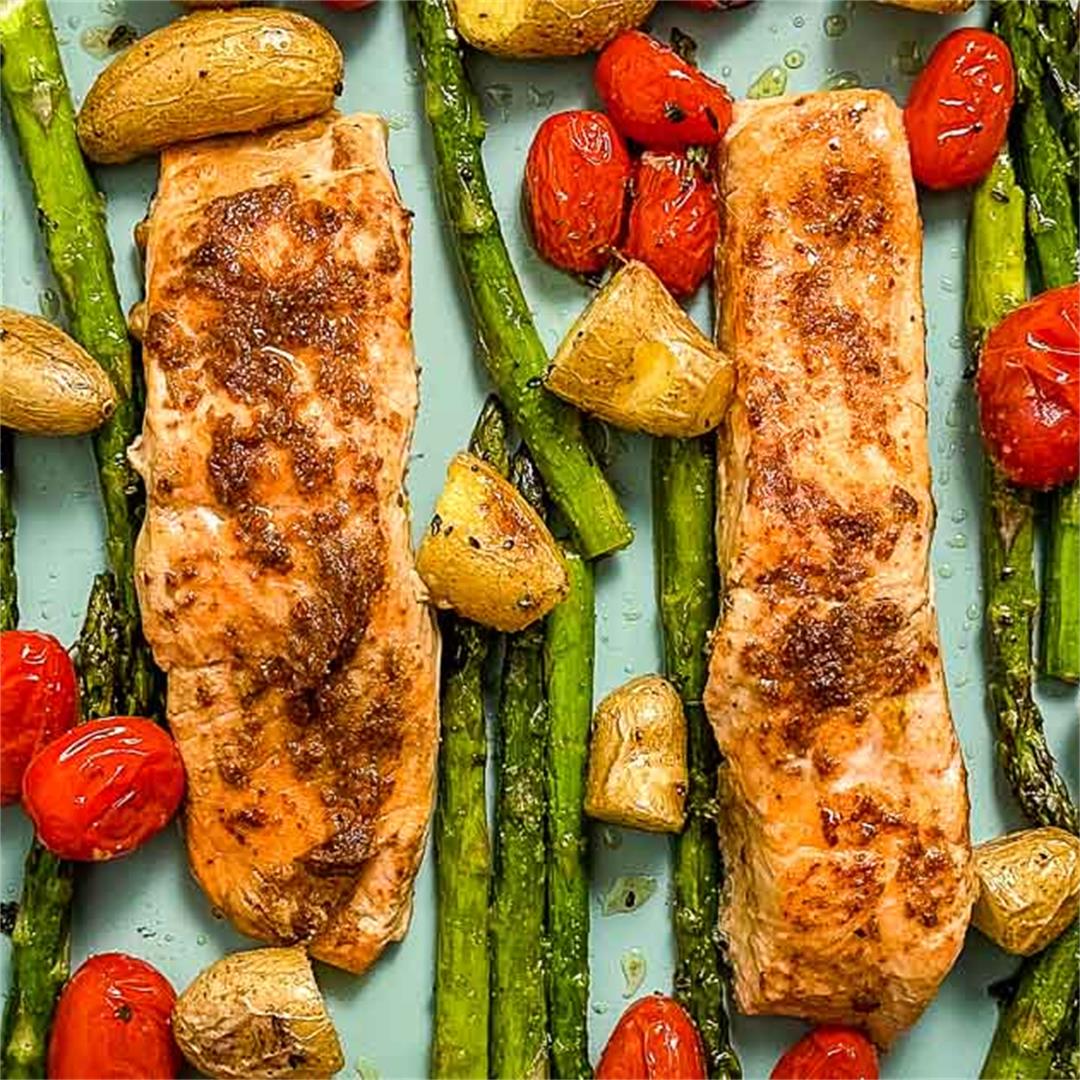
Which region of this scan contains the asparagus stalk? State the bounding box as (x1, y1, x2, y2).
(1, 574, 120, 1079)
(544, 550, 595, 1080)
(654, 437, 740, 1080)
(981, 921, 1080, 1079)
(491, 448, 549, 1080)
(0, 429, 16, 633)
(967, 149, 1079, 834)
(1036, 1, 1078, 169)
(995, 0, 1080, 683)
(406, 0, 632, 560)
(0, 0, 156, 717)
(431, 400, 507, 1079)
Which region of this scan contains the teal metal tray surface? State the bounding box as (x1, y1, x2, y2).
(1, 1, 1076, 1077)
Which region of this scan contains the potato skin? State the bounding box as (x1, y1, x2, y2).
(453, 0, 657, 58)
(77, 9, 343, 164)
(172, 946, 344, 1079)
(417, 452, 569, 632)
(584, 675, 687, 833)
(0, 307, 116, 435)
(547, 260, 733, 437)
(972, 827, 1080, 956)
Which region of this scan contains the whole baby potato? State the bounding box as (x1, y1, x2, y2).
(77, 9, 343, 164)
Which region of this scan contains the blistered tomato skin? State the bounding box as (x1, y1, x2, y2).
(48, 952, 181, 1080)
(623, 152, 719, 297)
(596, 994, 707, 1079)
(0, 630, 78, 806)
(595, 31, 734, 149)
(770, 1026, 880, 1080)
(977, 285, 1080, 490)
(22, 717, 185, 862)
(904, 28, 1015, 191)
(525, 110, 632, 274)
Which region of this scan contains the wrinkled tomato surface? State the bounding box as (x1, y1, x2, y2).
(977, 284, 1079, 489)
(904, 28, 1014, 190)
(23, 717, 185, 861)
(596, 994, 707, 1079)
(48, 952, 181, 1080)
(623, 151, 719, 297)
(0, 630, 77, 806)
(595, 30, 733, 149)
(770, 1026, 880, 1080)
(525, 109, 632, 274)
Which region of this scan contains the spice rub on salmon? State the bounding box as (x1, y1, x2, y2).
(130, 113, 438, 973)
(705, 91, 976, 1046)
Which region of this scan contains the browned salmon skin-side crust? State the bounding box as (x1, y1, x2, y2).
(705, 90, 976, 1046)
(130, 113, 438, 974)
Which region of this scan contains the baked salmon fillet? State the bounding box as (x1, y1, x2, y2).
(130, 113, 438, 973)
(705, 91, 976, 1045)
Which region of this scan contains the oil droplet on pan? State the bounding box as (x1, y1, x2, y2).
(824, 13, 847, 37)
(747, 64, 788, 99)
(822, 70, 861, 91)
(784, 49, 805, 70)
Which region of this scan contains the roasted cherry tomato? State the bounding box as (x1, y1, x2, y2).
(524, 109, 632, 274)
(623, 151, 719, 297)
(976, 284, 1079, 490)
(22, 717, 185, 861)
(595, 30, 733, 149)
(904, 28, 1015, 190)
(770, 1026, 880, 1080)
(48, 952, 181, 1079)
(0, 630, 77, 806)
(596, 994, 707, 1079)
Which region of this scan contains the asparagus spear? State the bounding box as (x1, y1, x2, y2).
(0, 429, 16, 633)
(406, 0, 632, 560)
(967, 149, 1078, 835)
(0, 0, 156, 717)
(654, 437, 740, 1080)
(1036, 1, 1078, 169)
(2, 574, 120, 1079)
(981, 921, 1079, 1079)
(491, 449, 549, 1080)
(544, 549, 595, 1080)
(995, 0, 1080, 683)
(432, 400, 507, 1079)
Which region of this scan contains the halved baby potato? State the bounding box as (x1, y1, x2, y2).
(417, 451, 569, 632)
(546, 261, 733, 438)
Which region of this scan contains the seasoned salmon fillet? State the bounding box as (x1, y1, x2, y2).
(131, 113, 438, 973)
(705, 91, 976, 1045)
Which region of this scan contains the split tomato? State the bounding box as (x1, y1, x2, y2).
(904, 28, 1015, 190)
(22, 717, 185, 861)
(977, 284, 1079, 490)
(770, 1025, 879, 1080)
(596, 994, 707, 1079)
(623, 152, 719, 297)
(0, 630, 77, 806)
(48, 952, 181, 1079)
(525, 110, 632, 274)
(595, 30, 733, 149)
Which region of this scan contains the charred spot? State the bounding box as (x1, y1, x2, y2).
(208, 416, 265, 509)
(235, 507, 293, 572)
(301, 818, 375, 878)
(890, 485, 919, 520)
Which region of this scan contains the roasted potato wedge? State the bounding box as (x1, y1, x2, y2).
(173, 946, 344, 1079)
(585, 675, 687, 833)
(77, 9, 343, 164)
(546, 261, 733, 437)
(452, 0, 656, 58)
(972, 827, 1080, 956)
(875, 0, 973, 10)
(0, 308, 116, 436)
(417, 452, 569, 631)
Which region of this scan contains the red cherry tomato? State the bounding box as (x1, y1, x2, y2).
(976, 284, 1079, 490)
(48, 952, 181, 1079)
(596, 994, 707, 1080)
(22, 717, 185, 861)
(0, 630, 77, 806)
(623, 152, 719, 297)
(904, 28, 1015, 190)
(524, 110, 632, 274)
(770, 1026, 880, 1080)
(595, 30, 734, 149)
